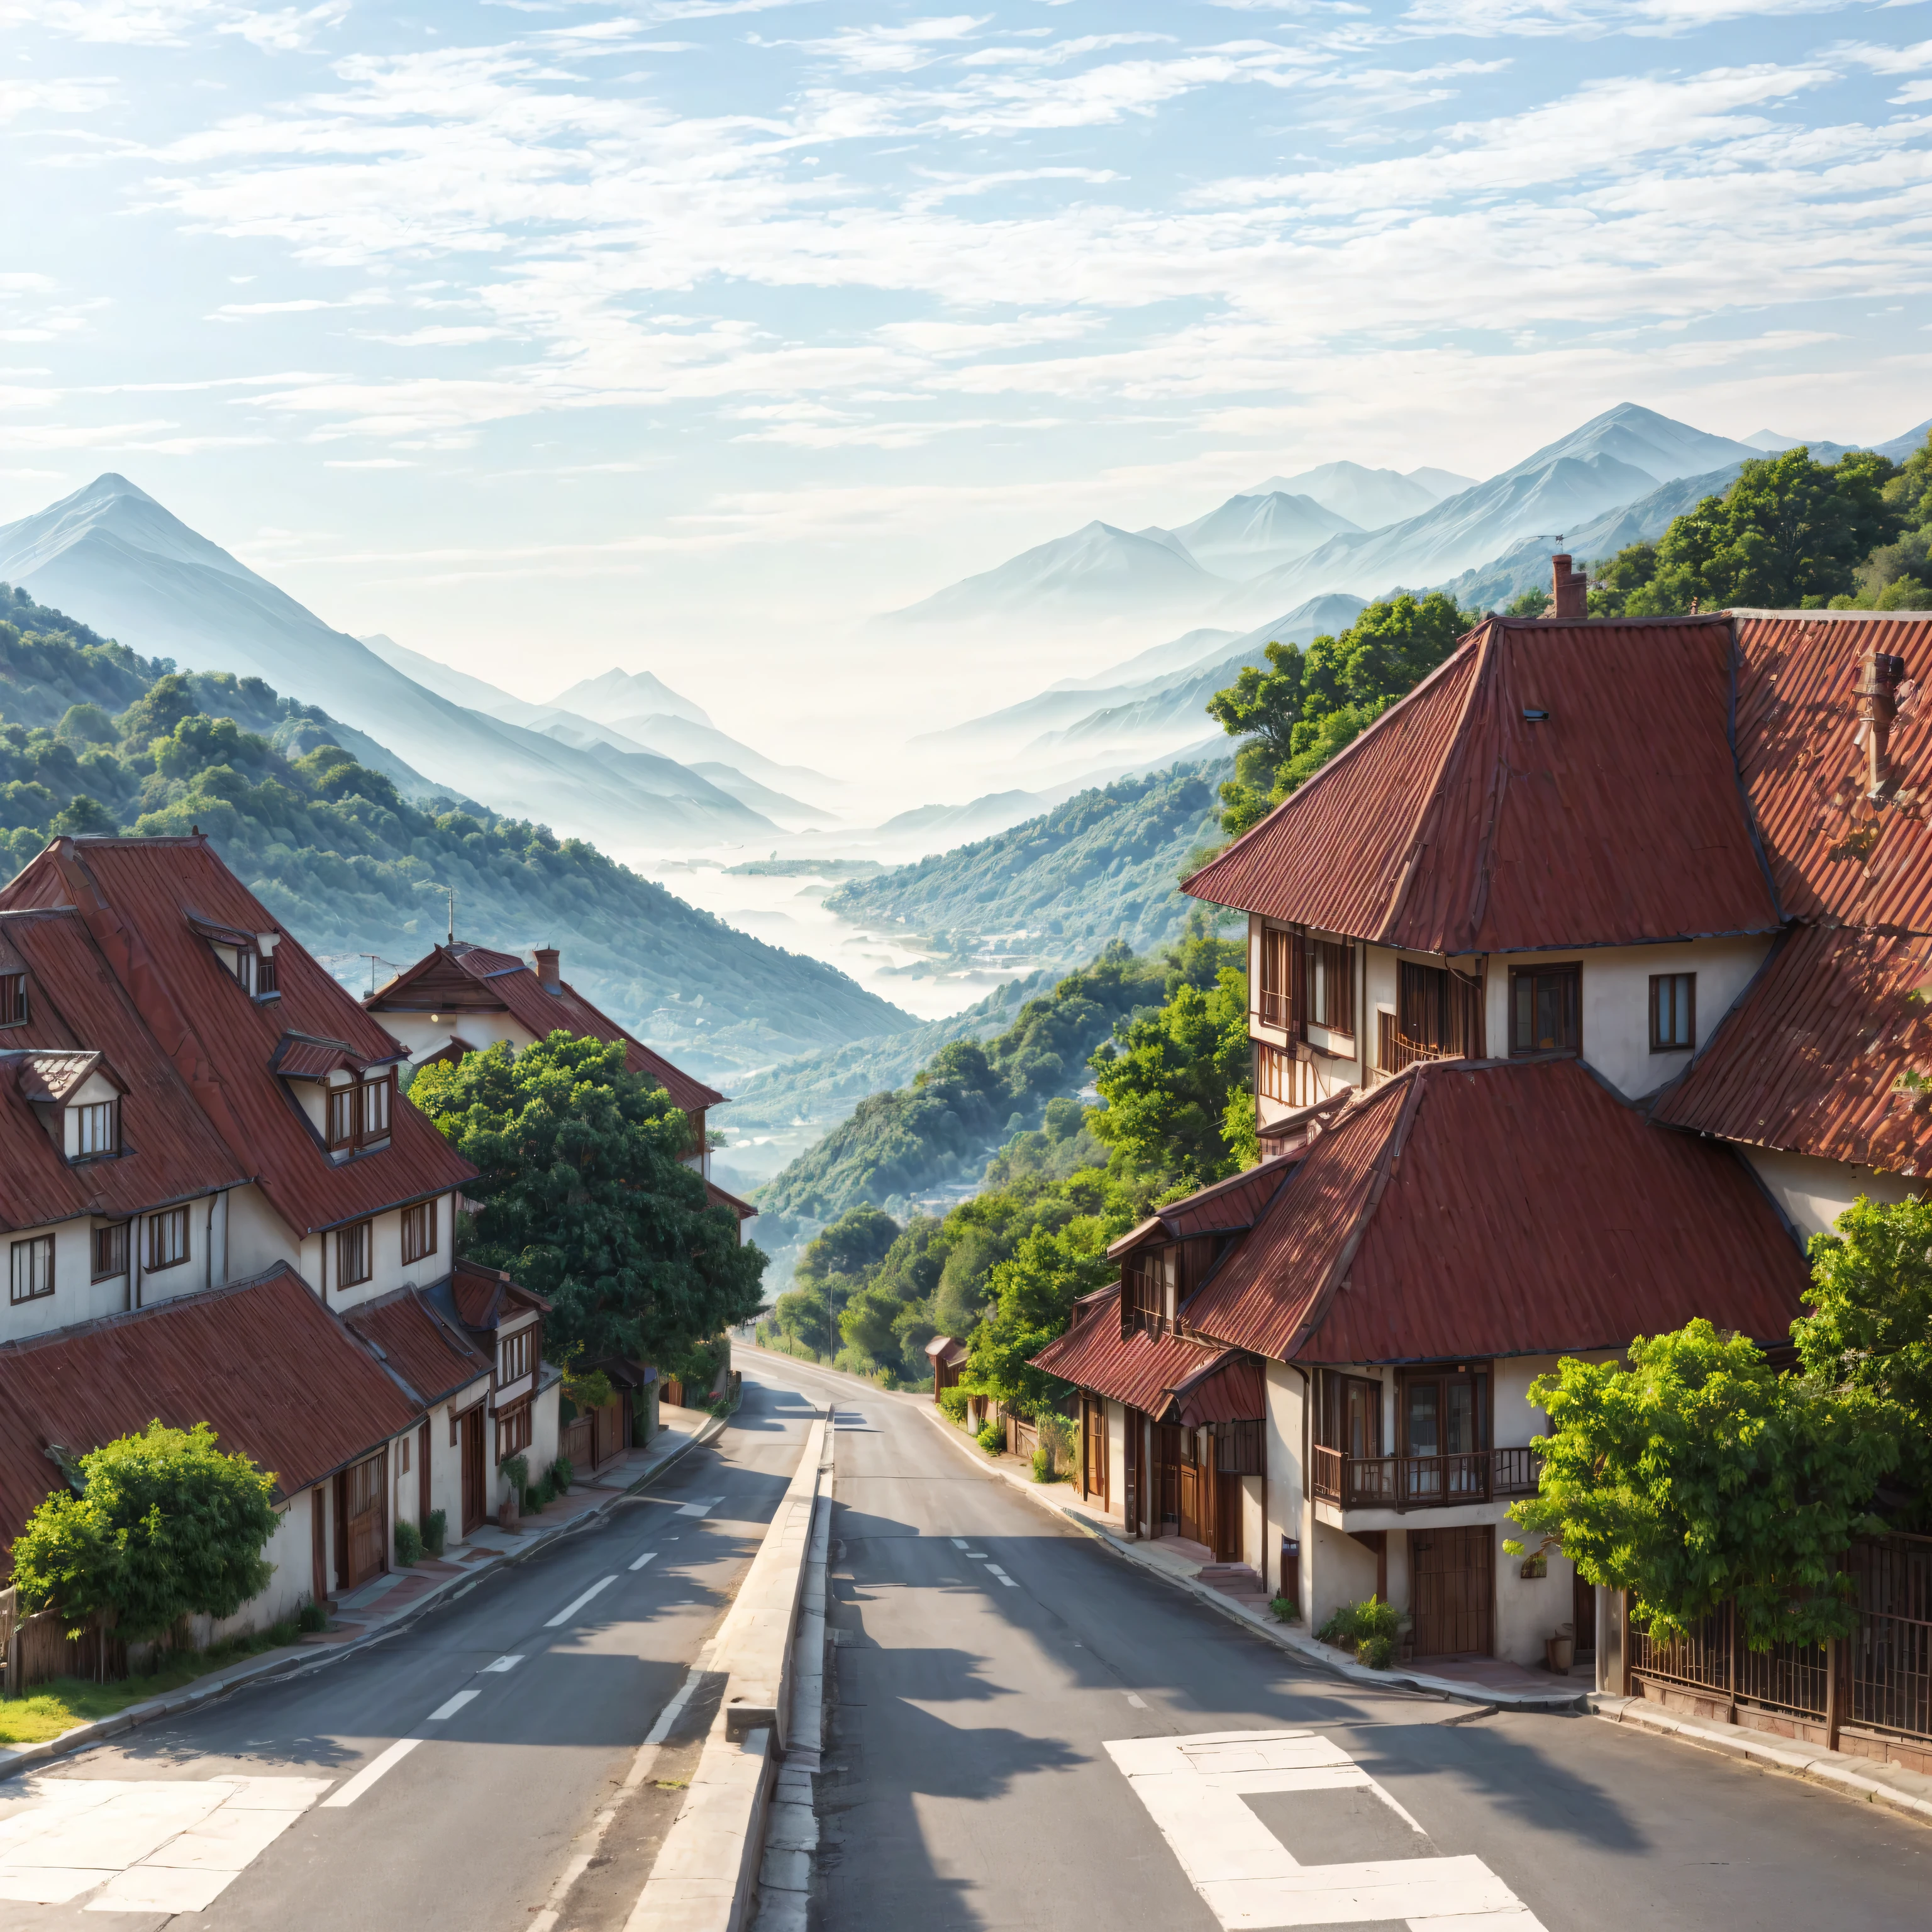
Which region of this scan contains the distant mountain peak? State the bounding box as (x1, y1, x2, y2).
(547, 665, 714, 731)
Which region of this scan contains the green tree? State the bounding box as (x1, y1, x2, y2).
(1585, 541, 1659, 618)
(1626, 447, 1900, 615)
(1507, 1321, 1897, 1648)
(1208, 592, 1473, 836)
(411, 1032, 767, 1365)
(1794, 1194, 1932, 1506)
(10, 1421, 279, 1639)
(965, 1224, 1113, 1415)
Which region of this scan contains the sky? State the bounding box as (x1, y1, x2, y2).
(3, 0, 1930, 764)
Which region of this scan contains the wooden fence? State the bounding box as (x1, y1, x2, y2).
(3, 1598, 128, 1695)
(1629, 1531, 1931, 1772)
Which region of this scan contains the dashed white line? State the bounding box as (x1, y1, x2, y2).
(630, 1550, 660, 1572)
(1124, 1692, 1148, 1709)
(950, 1538, 969, 1549)
(985, 1565, 1018, 1588)
(482, 1655, 523, 1673)
(320, 1738, 421, 1807)
(545, 1575, 618, 1628)
(427, 1689, 479, 1721)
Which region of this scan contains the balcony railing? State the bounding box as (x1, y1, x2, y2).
(1377, 1011, 1455, 1078)
(1312, 1443, 1542, 1511)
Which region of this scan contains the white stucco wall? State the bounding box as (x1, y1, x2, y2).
(382, 1009, 533, 1065)
(228, 1184, 298, 1284)
(206, 1492, 314, 1642)
(1263, 1361, 1306, 1609)
(0, 1216, 128, 1340)
(1745, 1146, 1925, 1243)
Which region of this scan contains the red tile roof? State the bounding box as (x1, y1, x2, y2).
(447, 1258, 549, 1331)
(1184, 1057, 1810, 1364)
(923, 1333, 969, 1367)
(0, 1265, 426, 1546)
(366, 943, 726, 1115)
(0, 838, 475, 1236)
(1031, 1285, 1241, 1416)
(0, 908, 249, 1233)
(1184, 615, 1780, 954)
(346, 1285, 492, 1406)
(1652, 923, 1932, 1174)
(705, 1177, 759, 1223)
(1172, 1352, 1265, 1427)
(1734, 613, 1932, 932)
(1106, 1155, 1297, 1261)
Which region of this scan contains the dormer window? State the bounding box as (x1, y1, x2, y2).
(189, 915, 281, 1001)
(327, 1071, 394, 1152)
(0, 972, 25, 1028)
(71, 1098, 116, 1158)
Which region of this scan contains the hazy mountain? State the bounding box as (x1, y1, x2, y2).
(0, 475, 774, 849)
(1170, 491, 1361, 575)
(549, 666, 713, 730)
(873, 788, 1069, 851)
(1133, 525, 1201, 563)
(887, 519, 1224, 623)
(1876, 418, 1932, 462)
(1242, 462, 1467, 530)
(596, 710, 838, 798)
(1049, 627, 1240, 694)
(687, 762, 831, 825)
(1236, 406, 1766, 608)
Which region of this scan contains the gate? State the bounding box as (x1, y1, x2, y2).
(339, 1450, 387, 1591)
(460, 1406, 486, 1535)
(1412, 1524, 1493, 1657)
(593, 1399, 623, 1467)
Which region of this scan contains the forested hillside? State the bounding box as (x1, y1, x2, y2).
(824, 763, 1232, 972)
(760, 930, 1254, 1398)
(0, 586, 913, 1078)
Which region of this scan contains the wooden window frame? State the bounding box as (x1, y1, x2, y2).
(1507, 963, 1582, 1058)
(1649, 971, 1696, 1053)
(497, 1321, 536, 1386)
(91, 1220, 130, 1282)
(496, 1398, 533, 1463)
(1307, 937, 1356, 1037)
(1397, 1362, 1492, 1458)
(335, 1218, 373, 1289)
(255, 949, 278, 998)
(1316, 1368, 1384, 1459)
(0, 971, 26, 1029)
(146, 1206, 189, 1272)
(1258, 926, 1301, 1032)
(9, 1234, 54, 1304)
(401, 1198, 436, 1265)
(72, 1099, 116, 1159)
(326, 1072, 396, 1153)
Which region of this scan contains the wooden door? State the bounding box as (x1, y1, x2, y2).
(594, 1399, 621, 1467)
(1124, 1407, 1141, 1535)
(460, 1406, 486, 1535)
(1157, 1424, 1183, 1535)
(311, 1485, 328, 1606)
(1215, 1471, 1245, 1563)
(1178, 1443, 1204, 1546)
(1573, 1565, 1596, 1659)
(340, 1452, 387, 1592)
(417, 1421, 431, 1530)
(1411, 1524, 1493, 1657)
(1082, 1397, 1108, 1506)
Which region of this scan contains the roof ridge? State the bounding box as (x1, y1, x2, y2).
(0, 1260, 300, 1355)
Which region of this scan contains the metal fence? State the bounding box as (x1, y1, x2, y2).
(1629, 1532, 1932, 1753)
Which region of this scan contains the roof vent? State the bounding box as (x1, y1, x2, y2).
(1857, 648, 1908, 799)
(1550, 553, 1587, 620)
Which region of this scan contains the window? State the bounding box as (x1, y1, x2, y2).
(496, 1400, 533, 1463)
(326, 1074, 395, 1153)
(1258, 1041, 1303, 1106)
(1508, 963, 1581, 1056)
(255, 950, 277, 997)
(397, 1434, 411, 1475)
(401, 1199, 436, 1265)
(1650, 972, 1695, 1053)
(0, 972, 25, 1028)
(1399, 1365, 1490, 1459)
(1382, 959, 1484, 1072)
(92, 1221, 129, 1282)
(1258, 926, 1299, 1030)
(146, 1207, 189, 1272)
(73, 1100, 116, 1158)
(1317, 1370, 1383, 1460)
(1307, 938, 1355, 1036)
(10, 1235, 53, 1304)
(336, 1219, 372, 1289)
(498, 1322, 536, 1385)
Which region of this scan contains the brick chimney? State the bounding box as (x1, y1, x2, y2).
(534, 945, 561, 993)
(1857, 649, 1907, 797)
(1551, 553, 1588, 619)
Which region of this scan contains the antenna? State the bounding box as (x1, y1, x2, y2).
(417, 879, 455, 945)
(357, 952, 386, 996)
(1534, 533, 1564, 546)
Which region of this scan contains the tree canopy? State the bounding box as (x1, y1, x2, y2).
(411, 1031, 767, 1366)
(1208, 592, 1475, 837)
(11, 1421, 279, 1639)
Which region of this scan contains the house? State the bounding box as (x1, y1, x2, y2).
(0, 833, 560, 1615)
(1033, 581, 1932, 1672)
(924, 1332, 969, 1401)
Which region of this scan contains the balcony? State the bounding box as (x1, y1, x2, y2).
(1312, 1444, 1542, 1512)
(1376, 1011, 1455, 1079)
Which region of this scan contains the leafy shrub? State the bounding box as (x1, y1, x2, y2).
(1031, 1446, 1052, 1482)
(1269, 1596, 1299, 1624)
(421, 1509, 447, 1559)
(499, 1452, 530, 1497)
(708, 1393, 735, 1418)
(550, 1457, 574, 1495)
(1357, 1633, 1396, 1669)
(297, 1599, 328, 1634)
(526, 1477, 555, 1513)
(939, 1384, 970, 1424)
(267, 1618, 300, 1646)
(977, 1419, 1006, 1456)
(1318, 1597, 1401, 1656)
(394, 1519, 423, 1567)
(10, 1420, 278, 1639)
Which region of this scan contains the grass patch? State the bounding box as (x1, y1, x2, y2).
(0, 1623, 303, 1746)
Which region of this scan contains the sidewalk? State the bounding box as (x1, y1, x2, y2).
(1592, 1693, 1932, 1829)
(0, 1404, 729, 1780)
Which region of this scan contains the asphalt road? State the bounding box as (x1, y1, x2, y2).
(743, 1350, 1931, 1932)
(0, 1374, 821, 1931)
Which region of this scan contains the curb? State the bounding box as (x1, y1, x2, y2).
(906, 1396, 1587, 1714)
(0, 1411, 730, 1782)
(1593, 1695, 1932, 1828)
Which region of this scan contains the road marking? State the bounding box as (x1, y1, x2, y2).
(319, 1738, 422, 1809)
(427, 1689, 479, 1721)
(1124, 1693, 1148, 1709)
(482, 1655, 523, 1673)
(646, 1663, 707, 1746)
(951, 1538, 969, 1548)
(966, 1552, 987, 1560)
(545, 1575, 618, 1627)
(985, 1565, 1018, 1587)
(1106, 1729, 1546, 1929)
(630, 1550, 660, 1572)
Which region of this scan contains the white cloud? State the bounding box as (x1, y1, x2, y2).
(1400, 0, 1882, 36)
